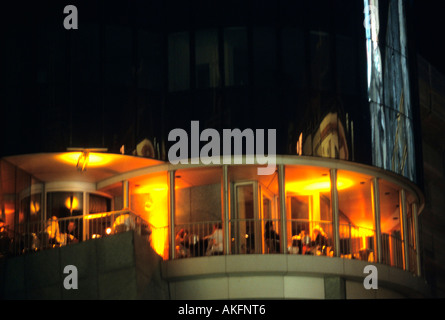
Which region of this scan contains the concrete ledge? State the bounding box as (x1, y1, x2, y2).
(162, 254, 432, 299)
(1, 231, 169, 300)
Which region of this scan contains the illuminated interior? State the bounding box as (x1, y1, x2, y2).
(0, 156, 420, 273)
(285, 166, 333, 255)
(337, 170, 375, 261)
(130, 171, 169, 258)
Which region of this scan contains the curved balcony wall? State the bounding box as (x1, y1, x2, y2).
(91, 156, 422, 277)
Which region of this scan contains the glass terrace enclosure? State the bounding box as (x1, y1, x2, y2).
(0, 153, 422, 276)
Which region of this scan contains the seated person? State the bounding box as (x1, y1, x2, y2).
(204, 223, 223, 255)
(313, 226, 328, 255)
(264, 221, 280, 253)
(46, 216, 62, 246)
(175, 228, 190, 258)
(112, 213, 135, 233)
(46, 217, 78, 246)
(65, 221, 78, 244)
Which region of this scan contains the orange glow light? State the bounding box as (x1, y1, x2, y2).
(65, 196, 79, 210)
(58, 152, 111, 167)
(132, 183, 169, 258)
(286, 177, 353, 195)
(133, 184, 168, 195)
(30, 201, 40, 214)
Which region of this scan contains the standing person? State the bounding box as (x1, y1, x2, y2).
(205, 223, 223, 255)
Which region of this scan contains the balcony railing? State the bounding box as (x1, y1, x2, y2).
(0, 214, 417, 275)
(0, 210, 151, 257)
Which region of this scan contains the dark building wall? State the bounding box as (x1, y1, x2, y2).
(417, 55, 445, 298)
(0, 231, 169, 299)
(0, 0, 421, 184)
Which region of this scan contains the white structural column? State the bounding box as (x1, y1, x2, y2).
(222, 165, 230, 255)
(399, 189, 409, 271)
(122, 180, 130, 209)
(169, 170, 176, 260)
(371, 177, 382, 263)
(412, 202, 421, 276)
(278, 164, 287, 254)
(330, 168, 340, 257)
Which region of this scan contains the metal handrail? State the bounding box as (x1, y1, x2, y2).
(1, 209, 151, 257)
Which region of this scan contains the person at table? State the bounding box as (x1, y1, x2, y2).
(175, 228, 190, 258)
(264, 221, 280, 253)
(204, 223, 223, 255)
(66, 221, 79, 244)
(313, 226, 328, 255)
(46, 216, 62, 246)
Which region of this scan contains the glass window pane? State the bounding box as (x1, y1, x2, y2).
(195, 29, 219, 89)
(89, 194, 111, 214)
(337, 170, 374, 261)
(130, 171, 169, 259)
(310, 31, 332, 91)
(47, 192, 83, 218)
(379, 180, 404, 268)
(336, 35, 357, 94)
(281, 27, 305, 88)
(46, 191, 83, 246)
(253, 27, 277, 87)
(168, 32, 190, 91)
(229, 165, 279, 255)
(138, 31, 163, 91)
(174, 167, 222, 258)
(285, 165, 332, 256)
(224, 27, 248, 86)
(104, 26, 132, 86)
(406, 190, 417, 273)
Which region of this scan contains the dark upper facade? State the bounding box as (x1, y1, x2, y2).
(1, 0, 422, 184)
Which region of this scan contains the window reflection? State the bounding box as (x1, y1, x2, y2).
(310, 31, 332, 91)
(281, 27, 305, 88)
(168, 32, 190, 91)
(302, 112, 350, 160)
(253, 27, 277, 87)
(138, 31, 163, 91)
(224, 27, 248, 86)
(195, 29, 219, 89)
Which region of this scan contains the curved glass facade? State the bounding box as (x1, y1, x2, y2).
(0, 155, 422, 277)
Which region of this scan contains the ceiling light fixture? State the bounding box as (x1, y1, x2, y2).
(62, 147, 109, 172)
